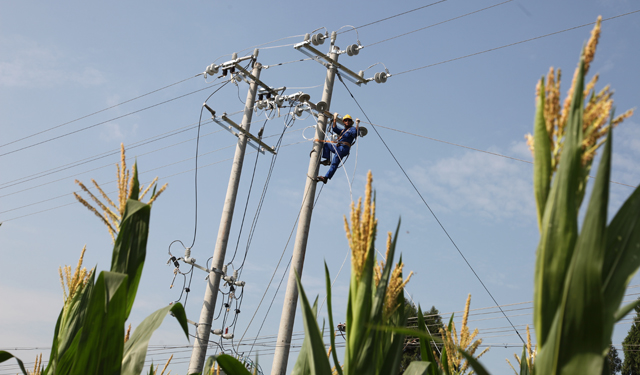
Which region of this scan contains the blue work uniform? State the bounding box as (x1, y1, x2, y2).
(321, 124, 358, 180)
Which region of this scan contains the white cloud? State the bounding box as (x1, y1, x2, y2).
(404, 147, 535, 221)
(0, 35, 106, 88)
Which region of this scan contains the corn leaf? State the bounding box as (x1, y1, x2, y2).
(458, 349, 491, 375)
(346, 223, 377, 374)
(324, 263, 343, 375)
(121, 303, 189, 375)
(403, 361, 435, 375)
(70, 271, 128, 375)
(615, 299, 640, 323)
(0, 351, 27, 375)
(110, 199, 151, 320)
(533, 78, 552, 230)
(534, 55, 584, 351)
(552, 95, 609, 374)
(295, 273, 333, 375)
(519, 346, 530, 375)
(291, 297, 318, 375)
(203, 355, 215, 375)
(216, 353, 252, 375)
(602, 144, 640, 326)
(416, 306, 441, 375)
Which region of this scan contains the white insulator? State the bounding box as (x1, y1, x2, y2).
(212, 329, 223, 335)
(359, 70, 364, 79)
(304, 33, 310, 41)
(311, 33, 325, 46)
(316, 101, 328, 112)
(294, 106, 304, 117)
(232, 52, 238, 60)
(346, 44, 360, 57)
(374, 72, 388, 84)
(222, 334, 234, 340)
(206, 64, 219, 75)
(234, 280, 245, 287)
(233, 270, 238, 280)
(274, 95, 284, 106)
(185, 247, 191, 258)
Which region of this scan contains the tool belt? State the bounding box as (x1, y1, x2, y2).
(315, 139, 352, 147)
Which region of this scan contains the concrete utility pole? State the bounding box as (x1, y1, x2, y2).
(270, 43, 340, 375)
(188, 55, 263, 375)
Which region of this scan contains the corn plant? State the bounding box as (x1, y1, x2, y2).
(213, 172, 415, 375)
(74, 143, 167, 243)
(462, 34, 640, 375)
(0, 164, 188, 375)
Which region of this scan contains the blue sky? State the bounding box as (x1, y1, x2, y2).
(1, 1, 639, 374)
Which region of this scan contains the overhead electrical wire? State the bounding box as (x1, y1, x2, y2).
(0, 79, 232, 158)
(362, 121, 636, 188)
(0, 140, 307, 223)
(338, 0, 448, 34)
(394, 9, 640, 76)
(337, 72, 527, 345)
(364, 0, 513, 48)
(0, 74, 202, 149)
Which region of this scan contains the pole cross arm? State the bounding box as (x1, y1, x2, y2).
(221, 115, 277, 155)
(295, 42, 368, 85)
(234, 63, 279, 97)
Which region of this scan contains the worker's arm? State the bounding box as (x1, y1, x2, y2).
(332, 112, 340, 133)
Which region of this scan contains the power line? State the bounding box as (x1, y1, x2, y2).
(339, 0, 448, 33)
(0, 79, 232, 158)
(365, 122, 636, 188)
(0, 74, 202, 149)
(336, 73, 526, 345)
(0, 140, 307, 222)
(364, 0, 513, 48)
(394, 9, 640, 75)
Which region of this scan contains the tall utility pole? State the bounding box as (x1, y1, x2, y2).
(188, 52, 263, 375)
(270, 41, 340, 375)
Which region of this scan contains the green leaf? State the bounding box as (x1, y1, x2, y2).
(295, 272, 333, 375)
(602, 120, 640, 325)
(552, 86, 609, 373)
(216, 353, 252, 375)
(122, 303, 189, 375)
(291, 298, 318, 375)
(324, 263, 343, 375)
(55, 268, 96, 367)
(533, 77, 552, 230)
(416, 306, 440, 375)
(203, 356, 215, 375)
(404, 361, 435, 375)
(129, 162, 140, 201)
(519, 346, 530, 375)
(111, 199, 151, 320)
(0, 351, 27, 375)
(458, 349, 491, 375)
(71, 271, 128, 375)
(346, 219, 377, 374)
(615, 299, 640, 322)
(534, 54, 584, 352)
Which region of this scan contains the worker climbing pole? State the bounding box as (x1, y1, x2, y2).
(316, 112, 360, 184)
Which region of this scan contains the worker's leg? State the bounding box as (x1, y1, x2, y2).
(325, 146, 350, 180)
(321, 143, 333, 160)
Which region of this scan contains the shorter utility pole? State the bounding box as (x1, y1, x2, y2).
(188, 50, 263, 375)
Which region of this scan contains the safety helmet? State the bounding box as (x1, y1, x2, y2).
(343, 114, 353, 121)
